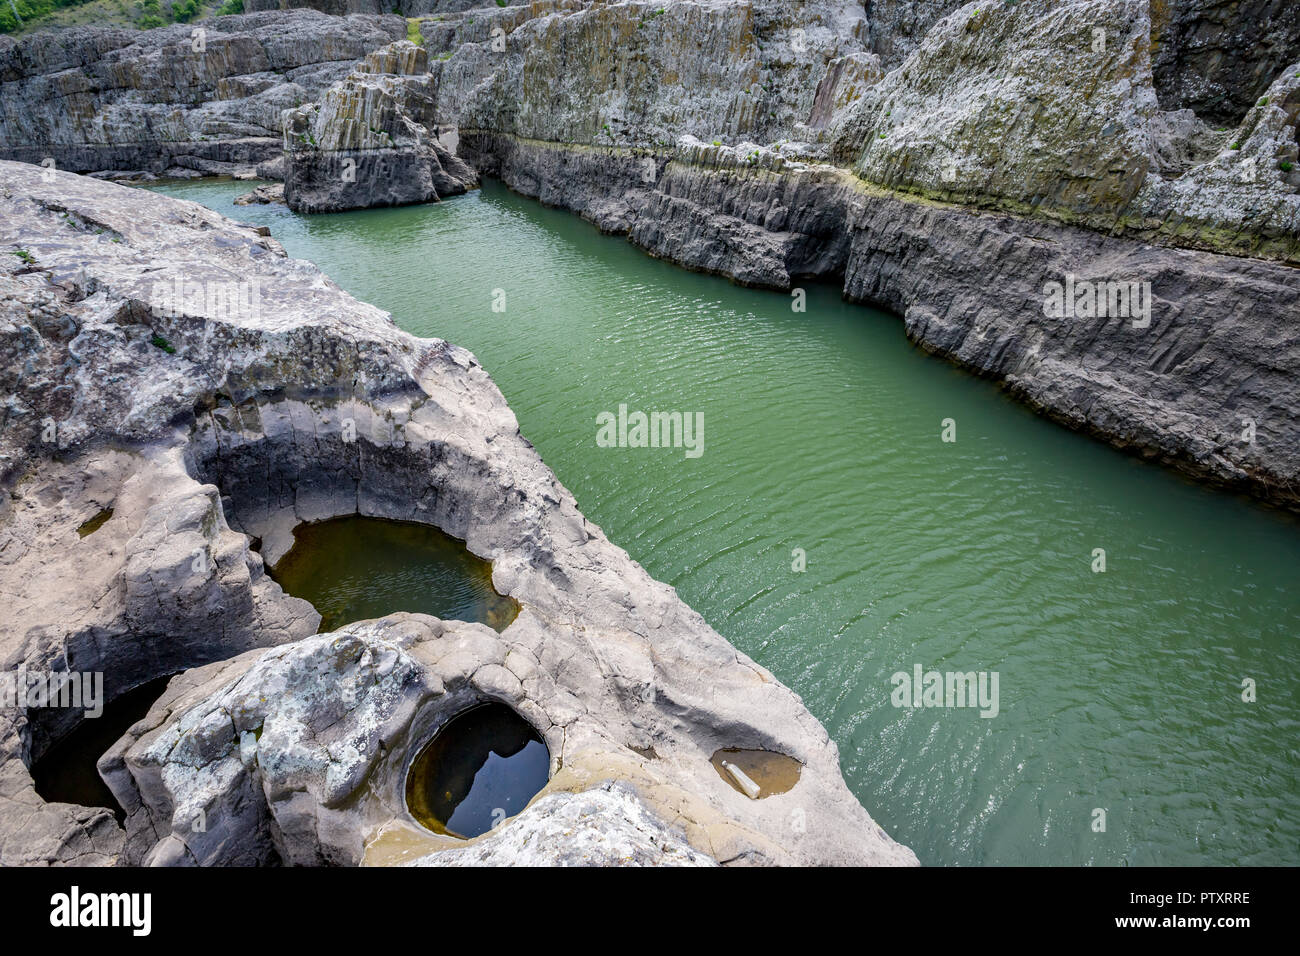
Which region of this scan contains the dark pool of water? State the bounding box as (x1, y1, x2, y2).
(269, 516, 519, 633)
(405, 702, 550, 838)
(31, 675, 174, 822)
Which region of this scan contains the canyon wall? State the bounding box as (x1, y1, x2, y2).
(0, 10, 405, 175)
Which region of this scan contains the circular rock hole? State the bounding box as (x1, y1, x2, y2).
(32, 674, 175, 823)
(405, 702, 549, 839)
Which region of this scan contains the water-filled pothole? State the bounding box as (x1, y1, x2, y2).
(269, 516, 519, 633)
(405, 702, 550, 839)
(76, 508, 113, 538)
(711, 748, 802, 799)
(31, 674, 174, 823)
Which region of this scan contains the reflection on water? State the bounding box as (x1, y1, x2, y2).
(269, 516, 519, 633)
(405, 702, 550, 839)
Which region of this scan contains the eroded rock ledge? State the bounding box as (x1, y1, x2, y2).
(0, 160, 917, 866)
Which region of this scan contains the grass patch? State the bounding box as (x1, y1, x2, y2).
(150, 333, 176, 354)
(4, 0, 216, 34)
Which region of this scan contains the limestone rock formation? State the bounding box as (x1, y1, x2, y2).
(234, 181, 285, 204)
(827, 0, 1300, 261)
(830, 1, 1161, 228)
(405, 782, 718, 866)
(1135, 63, 1300, 261)
(282, 40, 477, 213)
(0, 160, 917, 867)
(0, 10, 406, 176)
(420, 0, 865, 149)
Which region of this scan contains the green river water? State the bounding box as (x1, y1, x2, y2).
(152, 178, 1299, 866)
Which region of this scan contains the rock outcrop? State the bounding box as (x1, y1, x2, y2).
(0, 160, 917, 867)
(826, 1, 1300, 262)
(281, 40, 476, 213)
(1151, 0, 1300, 125)
(0, 10, 406, 176)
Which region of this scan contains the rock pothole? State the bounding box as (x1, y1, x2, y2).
(404, 701, 550, 839)
(30, 674, 175, 824)
(268, 515, 520, 634)
(75, 507, 113, 538)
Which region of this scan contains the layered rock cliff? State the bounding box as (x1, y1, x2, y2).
(281, 39, 477, 212)
(0, 10, 405, 176)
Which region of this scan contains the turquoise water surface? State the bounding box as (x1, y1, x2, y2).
(152, 179, 1300, 866)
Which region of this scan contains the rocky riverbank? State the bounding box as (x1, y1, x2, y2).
(2, 0, 1299, 865)
(0, 160, 917, 866)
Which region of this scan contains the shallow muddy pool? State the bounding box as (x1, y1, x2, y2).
(151, 178, 1300, 866)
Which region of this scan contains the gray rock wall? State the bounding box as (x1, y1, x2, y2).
(1152, 0, 1300, 124)
(0, 11, 405, 174)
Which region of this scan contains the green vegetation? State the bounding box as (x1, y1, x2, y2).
(3, 0, 215, 34)
(135, 0, 164, 28)
(215, 0, 240, 14)
(1230, 141, 1242, 150)
(150, 333, 176, 354)
(2, 0, 96, 34)
(10, 248, 35, 264)
(405, 17, 423, 46)
(1281, 161, 1294, 172)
